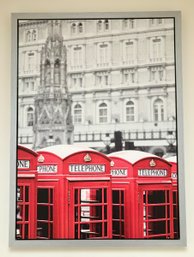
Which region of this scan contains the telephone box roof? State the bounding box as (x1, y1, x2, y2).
(37, 144, 98, 160)
(18, 144, 38, 156)
(108, 150, 161, 164)
(165, 156, 177, 163)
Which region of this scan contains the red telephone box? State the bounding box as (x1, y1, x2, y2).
(17, 145, 37, 239)
(108, 150, 174, 239)
(165, 156, 179, 238)
(36, 145, 112, 239)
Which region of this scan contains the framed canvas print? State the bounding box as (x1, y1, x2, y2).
(10, 12, 186, 247)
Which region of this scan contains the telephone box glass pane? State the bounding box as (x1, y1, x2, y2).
(16, 185, 30, 239)
(112, 189, 125, 238)
(25, 205, 29, 221)
(38, 188, 48, 203)
(142, 189, 171, 238)
(37, 205, 49, 220)
(25, 224, 28, 238)
(37, 188, 54, 239)
(25, 187, 29, 202)
(112, 190, 119, 203)
(72, 186, 108, 239)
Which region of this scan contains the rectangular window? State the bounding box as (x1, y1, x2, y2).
(158, 18, 163, 24)
(27, 112, 33, 127)
(131, 72, 135, 83)
(73, 47, 82, 68)
(104, 75, 108, 85)
(123, 73, 129, 83)
(99, 109, 107, 123)
(79, 77, 83, 87)
(74, 110, 82, 124)
(31, 81, 35, 91)
(129, 19, 135, 29)
(126, 106, 135, 121)
(159, 69, 164, 81)
(73, 78, 77, 87)
(150, 70, 156, 81)
(152, 38, 162, 61)
(27, 52, 35, 72)
(98, 44, 108, 66)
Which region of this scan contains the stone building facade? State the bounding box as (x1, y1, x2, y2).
(18, 18, 176, 156)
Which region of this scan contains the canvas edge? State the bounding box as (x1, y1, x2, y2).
(9, 11, 186, 248)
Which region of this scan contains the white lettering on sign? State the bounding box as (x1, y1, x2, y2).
(37, 165, 58, 173)
(17, 160, 30, 169)
(111, 169, 128, 176)
(69, 164, 105, 173)
(138, 169, 167, 177)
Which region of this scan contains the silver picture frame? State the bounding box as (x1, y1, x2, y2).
(10, 11, 186, 247)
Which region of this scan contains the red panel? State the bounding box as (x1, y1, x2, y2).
(17, 145, 38, 239)
(63, 151, 111, 177)
(36, 151, 63, 177)
(134, 157, 171, 179)
(18, 145, 37, 172)
(108, 152, 174, 239)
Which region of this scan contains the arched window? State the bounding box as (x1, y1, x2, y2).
(78, 23, 83, 33)
(73, 104, 82, 124)
(27, 107, 34, 127)
(153, 98, 164, 121)
(71, 23, 76, 34)
(99, 103, 108, 123)
(126, 101, 135, 122)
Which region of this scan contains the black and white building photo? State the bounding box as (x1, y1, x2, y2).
(17, 18, 177, 156)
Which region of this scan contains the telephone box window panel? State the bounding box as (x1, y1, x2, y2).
(10, 12, 186, 247)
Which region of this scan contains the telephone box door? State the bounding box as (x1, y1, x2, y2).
(16, 180, 36, 239)
(138, 185, 174, 239)
(68, 181, 112, 239)
(112, 184, 130, 239)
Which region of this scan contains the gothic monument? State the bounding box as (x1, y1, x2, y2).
(33, 20, 74, 149)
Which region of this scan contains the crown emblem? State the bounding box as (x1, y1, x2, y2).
(84, 153, 91, 162)
(150, 159, 156, 167)
(110, 161, 114, 167)
(38, 154, 45, 163)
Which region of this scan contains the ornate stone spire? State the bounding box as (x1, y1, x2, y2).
(33, 20, 73, 150)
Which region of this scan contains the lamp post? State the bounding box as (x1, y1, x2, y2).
(103, 133, 111, 154)
(166, 131, 176, 155)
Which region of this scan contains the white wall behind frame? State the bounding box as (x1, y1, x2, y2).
(0, 0, 194, 256)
